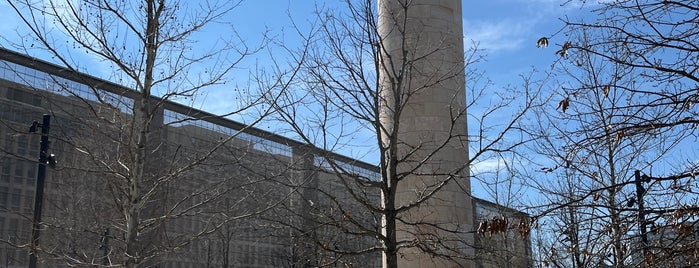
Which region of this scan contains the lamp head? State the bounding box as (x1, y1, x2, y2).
(29, 121, 40, 133)
(47, 154, 57, 169)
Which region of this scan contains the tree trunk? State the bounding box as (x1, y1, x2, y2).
(125, 0, 161, 266)
(383, 208, 398, 268)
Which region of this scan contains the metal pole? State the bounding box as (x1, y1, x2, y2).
(102, 228, 110, 265)
(634, 170, 649, 265)
(29, 114, 50, 268)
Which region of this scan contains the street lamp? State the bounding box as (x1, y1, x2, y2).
(633, 170, 650, 263)
(28, 114, 54, 268)
(632, 170, 696, 266)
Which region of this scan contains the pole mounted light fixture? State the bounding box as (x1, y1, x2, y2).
(632, 170, 691, 266)
(28, 114, 55, 268)
(29, 121, 39, 133)
(28, 119, 57, 169)
(634, 170, 649, 264)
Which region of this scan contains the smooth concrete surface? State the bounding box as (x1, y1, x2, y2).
(378, 0, 473, 267)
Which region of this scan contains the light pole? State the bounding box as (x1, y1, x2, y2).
(101, 228, 111, 265)
(632, 170, 695, 266)
(634, 170, 649, 263)
(28, 114, 52, 268)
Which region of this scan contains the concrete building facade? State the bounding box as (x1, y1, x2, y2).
(0, 47, 382, 267)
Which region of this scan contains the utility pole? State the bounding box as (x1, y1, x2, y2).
(634, 170, 649, 264)
(633, 170, 696, 266)
(29, 114, 51, 268)
(101, 228, 111, 265)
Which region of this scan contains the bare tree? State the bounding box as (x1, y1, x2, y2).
(1, 0, 298, 266)
(261, 1, 541, 267)
(540, 0, 699, 164)
(525, 52, 669, 266)
(528, 0, 699, 266)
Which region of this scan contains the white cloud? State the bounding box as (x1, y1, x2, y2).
(471, 157, 506, 174)
(463, 19, 530, 54)
(461, 0, 591, 54)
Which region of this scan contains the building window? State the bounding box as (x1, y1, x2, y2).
(16, 136, 27, 156)
(28, 137, 38, 157)
(6, 87, 42, 107)
(26, 164, 36, 186)
(14, 161, 24, 185)
(23, 191, 32, 214)
(10, 192, 21, 211)
(0, 187, 8, 209)
(0, 161, 10, 183)
(7, 218, 18, 235)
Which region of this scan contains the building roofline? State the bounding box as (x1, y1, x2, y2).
(472, 197, 529, 217)
(0, 47, 379, 172)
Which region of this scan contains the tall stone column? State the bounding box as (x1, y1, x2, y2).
(378, 0, 473, 267)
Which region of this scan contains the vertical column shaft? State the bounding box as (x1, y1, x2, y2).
(378, 0, 473, 267)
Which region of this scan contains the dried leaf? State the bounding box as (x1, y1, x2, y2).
(517, 215, 531, 239)
(673, 208, 686, 221)
(602, 85, 610, 98)
(478, 221, 489, 236)
(556, 41, 572, 58)
(487, 216, 509, 236)
(536, 37, 549, 48)
(615, 129, 625, 141)
(563, 41, 572, 50)
(557, 97, 570, 113)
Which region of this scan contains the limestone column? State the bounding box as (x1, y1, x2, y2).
(378, 0, 473, 267)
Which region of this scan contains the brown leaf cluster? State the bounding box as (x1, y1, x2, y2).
(477, 215, 531, 239)
(557, 97, 570, 113)
(516, 215, 531, 239)
(615, 129, 625, 142)
(556, 41, 572, 58)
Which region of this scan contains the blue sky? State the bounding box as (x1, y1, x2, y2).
(0, 0, 592, 199)
(0, 0, 580, 94)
